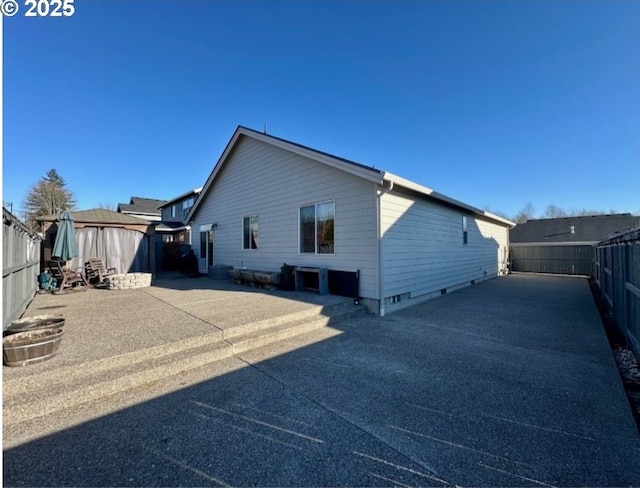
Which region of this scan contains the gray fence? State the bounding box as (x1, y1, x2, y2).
(595, 228, 640, 358)
(510, 244, 594, 275)
(3, 208, 41, 330)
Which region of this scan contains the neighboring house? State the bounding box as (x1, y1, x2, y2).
(117, 196, 167, 222)
(510, 214, 639, 275)
(186, 126, 513, 315)
(157, 187, 203, 244)
(154, 187, 202, 272)
(38, 209, 155, 275)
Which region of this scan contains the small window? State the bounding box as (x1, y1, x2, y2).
(462, 216, 468, 246)
(243, 215, 259, 250)
(171, 205, 177, 218)
(300, 200, 335, 254)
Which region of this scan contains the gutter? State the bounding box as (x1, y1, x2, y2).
(377, 179, 394, 316)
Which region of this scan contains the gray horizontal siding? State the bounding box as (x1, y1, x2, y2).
(192, 137, 379, 299)
(381, 189, 508, 298)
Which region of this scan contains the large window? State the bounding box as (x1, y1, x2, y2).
(243, 215, 259, 250)
(182, 197, 195, 219)
(300, 200, 335, 254)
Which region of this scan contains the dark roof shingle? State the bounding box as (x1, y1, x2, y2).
(510, 214, 639, 243)
(117, 197, 167, 215)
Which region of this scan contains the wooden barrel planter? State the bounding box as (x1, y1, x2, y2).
(6, 314, 65, 336)
(3, 328, 65, 367)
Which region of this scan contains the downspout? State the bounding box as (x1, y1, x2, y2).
(377, 179, 394, 316)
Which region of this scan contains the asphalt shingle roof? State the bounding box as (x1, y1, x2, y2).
(38, 209, 152, 225)
(117, 197, 166, 215)
(510, 214, 639, 244)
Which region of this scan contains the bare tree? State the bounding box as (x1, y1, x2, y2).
(542, 204, 567, 219)
(96, 202, 117, 211)
(23, 169, 76, 230)
(568, 207, 609, 217)
(513, 202, 536, 223)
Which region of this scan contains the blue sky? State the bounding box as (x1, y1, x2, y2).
(3, 0, 639, 219)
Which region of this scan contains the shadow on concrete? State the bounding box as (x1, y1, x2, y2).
(4, 275, 640, 487)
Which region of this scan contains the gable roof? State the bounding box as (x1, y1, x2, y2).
(187, 126, 514, 227)
(117, 196, 166, 215)
(510, 214, 639, 244)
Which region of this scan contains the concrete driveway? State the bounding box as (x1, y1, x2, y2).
(3, 274, 640, 486)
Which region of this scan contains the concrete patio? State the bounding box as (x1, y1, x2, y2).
(3, 273, 640, 486)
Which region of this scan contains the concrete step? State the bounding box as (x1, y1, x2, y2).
(3, 300, 366, 427)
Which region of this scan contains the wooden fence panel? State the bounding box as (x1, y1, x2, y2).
(595, 229, 640, 358)
(510, 244, 594, 275)
(3, 208, 41, 330)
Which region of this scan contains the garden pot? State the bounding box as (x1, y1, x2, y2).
(3, 328, 64, 367)
(6, 314, 65, 336)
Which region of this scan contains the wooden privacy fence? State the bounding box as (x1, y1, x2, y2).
(510, 244, 594, 275)
(3, 208, 41, 330)
(595, 228, 640, 357)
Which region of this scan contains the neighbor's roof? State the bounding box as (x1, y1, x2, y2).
(117, 196, 166, 215)
(510, 214, 640, 244)
(187, 126, 514, 227)
(38, 209, 152, 225)
(159, 187, 203, 208)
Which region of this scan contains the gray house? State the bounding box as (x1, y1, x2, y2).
(187, 126, 513, 315)
(117, 196, 167, 222)
(157, 187, 203, 244)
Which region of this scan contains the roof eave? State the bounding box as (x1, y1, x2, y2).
(383, 172, 515, 228)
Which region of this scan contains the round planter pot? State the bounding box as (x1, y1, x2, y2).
(3, 328, 65, 367)
(6, 314, 65, 336)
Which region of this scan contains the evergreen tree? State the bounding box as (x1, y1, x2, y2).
(24, 169, 76, 230)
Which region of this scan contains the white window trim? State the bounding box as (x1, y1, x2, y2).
(298, 199, 335, 256)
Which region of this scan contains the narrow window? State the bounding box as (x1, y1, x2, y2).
(300, 200, 335, 254)
(316, 201, 334, 254)
(243, 215, 259, 250)
(171, 205, 177, 218)
(199, 231, 207, 258)
(462, 216, 468, 246)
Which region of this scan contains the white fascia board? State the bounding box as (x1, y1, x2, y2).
(383, 171, 515, 228)
(185, 127, 384, 223)
(185, 129, 245, 223)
